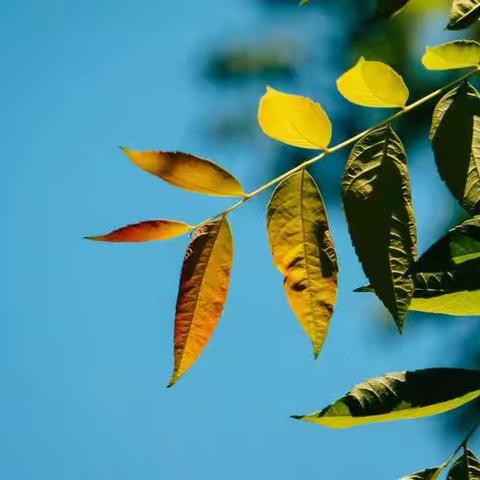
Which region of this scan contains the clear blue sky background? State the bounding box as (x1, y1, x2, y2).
(0, 1, 478, 479)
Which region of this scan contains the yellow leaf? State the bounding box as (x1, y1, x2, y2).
(410, 290, 480, 316)
(267, 170, 338, 358)
(168, 217, 233, 387)
(292, 368, 480, 429)
(258, 86, 332, 150)
(422, 40, 480, 70)
(121, 148, 245, 197)
(337, 57, 409, 108)
(85, 219, 192, 242)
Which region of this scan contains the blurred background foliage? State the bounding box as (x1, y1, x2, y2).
(195, 0, 480, 439)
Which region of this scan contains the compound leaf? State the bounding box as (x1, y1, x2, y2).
(121, 148, 245, 197)
(267, 170, 338, 358)
(168, 217, 233, 387)
(342, 124, 417, 332)
(430, 82, 480, 215)
(422, 40, 480, 70)
(258, 86, 332, 150)
(292, 368, 480, 429)
(447, 0, 480, 30)
(85, 219, 191, 242)
(337, 57, 409, 108)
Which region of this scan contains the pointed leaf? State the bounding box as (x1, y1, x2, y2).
(374, 0, 410, 20)
(85, 220, 192, 242)
(447, 448, 480, 479)
(400, 467, 443, 480)
(422, 40, 480, 70)
(342, 124, 417, 332)
(336, 57, 409, 108)
(121, 148, 245, 197)
(292, 368, 480, 429)
(430, 82, 480, 215)
(168, 217, 233, 387)
(450, 216, 480, 264)
(447, 0, 480, 30)
(267, 170, 338, 358)
(258, 86, 332, 150)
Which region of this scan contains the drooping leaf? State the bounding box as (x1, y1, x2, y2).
(447, 0, 480, 30)
(400, 467, 443, 480)
(449, 216, 480, 264)
(430, 82, 480, 215)
(85, 219, 192, 242)
(121, 148, 245, 197)
(336, 57, 409, 108)
(292, 368, 480, 429)
(447, 448, 480, 479)
(422, 40, 480, 70)
(267, 170, 338, 358)
(168, 217, 233, 387)
(258, 86, 332, 150)
(374, 0, 410, 20)
(342, 124, 417, 332)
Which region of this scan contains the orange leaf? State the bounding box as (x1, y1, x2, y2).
(121, 148, 245, 197)
(168, 217, 233, 387)
(85, 220, 192, 242)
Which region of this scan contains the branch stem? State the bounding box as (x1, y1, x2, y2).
(193, 66, 480, 231)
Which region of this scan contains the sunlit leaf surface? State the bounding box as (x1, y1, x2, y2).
(399, 467, 442, 480)
(447, 0, 480, 30)
(168, 217, 233, 387)
(292, 368, 480, 429)
(422, 40, 480, 70)
(267, 170, 338, 358)
(336, 57, 409, 108)
(342, 125, 417, 332)
(258, 86, 332, 149)
(121, 148, 245, 197)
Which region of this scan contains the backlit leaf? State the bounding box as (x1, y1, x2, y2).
(422, 40, 480, 70)
(374, 0, 410, 20)
(267, 170, 338, 358)
(258, 86, 332, 150)
(430, 82, 480, 215)
(342, 124, 417, 332)
(447, 0, 480, 30)
(121, 148, 245, 197)
(85, 220, 191, 242)
(292, 368, 480, 429)
(336, 57, 409, 108)
(447, 448, 480, 479)
(168, 217, 233, 387)
(400, 467, 443, 480)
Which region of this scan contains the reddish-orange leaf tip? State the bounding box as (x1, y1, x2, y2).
(85, 219, 192, 243)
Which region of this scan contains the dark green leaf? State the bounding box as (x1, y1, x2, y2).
(447, 448, 480, 479)
(374, 0, 410, 20)
(430, 82, 480, 215)
(342, 124, 417, 332)
(447, 0, 480, 30)
(450, 216, 480, 264)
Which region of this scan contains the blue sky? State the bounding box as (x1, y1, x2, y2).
(0, 1, 478, 479)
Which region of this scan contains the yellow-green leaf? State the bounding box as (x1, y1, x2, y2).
(447, 0, 480, 30)
(121, 148, 245, 197)
(430, 82, 480, 215)
(258, 86, 332, 150)
(447, 448, 480, 479)
(342, 125, 417, 332)
(400, 467, 443, 480)
(449, 216, 480, 264)
(267, 170, 338, 358)
(336, 57, 409, 108)
(292, 368, 480, 429)
(85, 219, 192, 242)
(422, 40, 480, 70)
(168, 217, 233, 387)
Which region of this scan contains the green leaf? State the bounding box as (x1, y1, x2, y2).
(400, 467, 443, 480)
(342, 124, 417, 332)
(450, 216, 480, 264)
(267, 170, 338, 358)
(447, 448, 480, 479)
(430, 82, 480, 215)
(292, 368, 480, 429)
(374, 0, 410, 20)
(447, 0, 480, 30)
